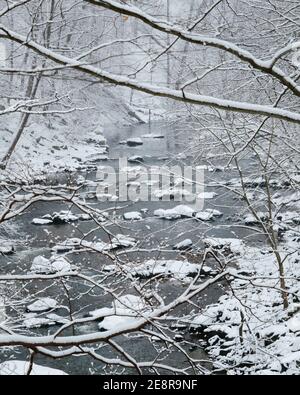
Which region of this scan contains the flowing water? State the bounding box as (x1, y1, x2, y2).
(0, 121, 266, 375)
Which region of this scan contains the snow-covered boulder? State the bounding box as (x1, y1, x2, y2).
(96, 193, 118, 202)
(124, 259, 201, 280)
(30, 256, 71, 274)
(51, 257, 71, 273)
(198, 192, 218, 199)
(0, 243, 14, 255)
(203, 237, 245, 255)
(142, 133, 164, 139)
(51, 238, 82, 253)
(195, 211, 214, 221)
(128, 155, 144, 163)
(173, 239, 193, 250)
(22, 313, 69, 329)
(110, 234, 136, 248)
(154, 205, 196, 220)
(32, 211, 79, 226)
(123, 211, 142, 221)
(88, 294, 150, 331)
(99, 315, 141, 331)
(195, 209, 223, 221)
(126, 138, 143, 146)
(0, 361, 68, 375)
(23, 316, 56, 329)
(78, 213, 92, 221)
(30, 256, 51, 273)
(244, 212, 269, 225)
(32, 218, 53, 226)
(206, 209, 223, 217)
(51, 211, 79, 224)
(27, 298, 58, 313)
(98, 295, 149, 331)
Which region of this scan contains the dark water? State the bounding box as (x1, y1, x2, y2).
(0, 121, 265, 375)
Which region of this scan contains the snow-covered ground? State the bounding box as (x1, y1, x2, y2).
(190, 230, 300, 375)
(0, 90, 165, 179)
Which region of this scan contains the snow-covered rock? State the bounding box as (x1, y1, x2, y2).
(110, 234, 136, 248)
(78, 213, 91, 221)
(196, 211, 214, 221)
(51, 238, 81, 253)
(198, 192, 218, 199)
(154, 205, 195, 220)
(173, 239, 193, 250)
(30, 256, 50, 273)
(99, 315, 141, 331)
(88, 294, 151, 331)
(32, 218, 53, 226)
(128, 155, 144, 163)
(142, 133, 164, 139)
(32, 211, 79, 226)
(244, 212, 269, 225)
(22, 312, 69, 329)
(51, 211, 79, 224)
(118, 259, 202, 280)
(206, 209, 223, 217)
(27, 298, 58, 313)
(96, 193, 118, 202)
(0, 361, 68, 375)
(123, 211, 142, 221)
(23, 316, 56, 329)
(203, 237, 245, 255)
(0, 243, 14, 255)
(126, 138, 143, 146)
(196, 209, 223, 221)
(30, 256, 71, 274)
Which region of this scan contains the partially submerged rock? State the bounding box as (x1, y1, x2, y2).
(204, 237, 245, 255)
(142, 133, 164, 139)
(0, 243, 14, 255)
(128, 155, 144, 163)
(126, 138, 143, 147)
(123, 211, 142, 221)
(110, 234, 136, 248)
(30, 256, 71, 274)
(88, 294, 151, 331)
(27, 298, 58, 313)
(32, 211, 81, 226)
(154, 205, 196, 220)
(196, 209, 223, 221)
(32, 218, 53, 226)
(173, 239, 193, 251)
(109, 259, 203, 280)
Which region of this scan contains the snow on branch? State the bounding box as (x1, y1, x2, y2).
(0, 271, 229, 348)
(0, 23, 300, 124)
(83, 0, 300, 98)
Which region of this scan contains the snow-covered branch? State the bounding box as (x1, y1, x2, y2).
(0, 23, 299, 123)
